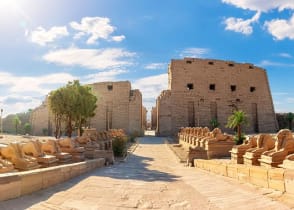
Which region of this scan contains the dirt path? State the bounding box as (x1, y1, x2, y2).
(0, 136, 290, 210)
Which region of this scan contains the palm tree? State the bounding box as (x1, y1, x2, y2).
(226, 110, 248, 144)
(13, 115, 21, 135)
(286, 112, 294, 131)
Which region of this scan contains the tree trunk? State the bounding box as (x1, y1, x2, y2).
(237, 124, 242, 144)
(67, 116, 72, 137)
(289, 120, 292, 131)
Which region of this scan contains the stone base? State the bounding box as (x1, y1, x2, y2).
(230, 153, 244, 164)
(279, 159, 294, 169)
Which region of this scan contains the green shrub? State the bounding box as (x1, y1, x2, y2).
(234, 132, 246, 145)
(112, 136, 128, 157)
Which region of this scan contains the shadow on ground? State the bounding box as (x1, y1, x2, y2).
(0, 145, 179, 209)
(92, 153, 180, 182)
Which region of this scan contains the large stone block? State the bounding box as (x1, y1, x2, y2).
(42, 167, 64, 188)
(0, 174, 21, 201)
(249, 166, 269, 188)
(19, 170, 43, 195)
(214, 162, 227, 176)
(284, 169, 294, 194)
(227, 164, 238, 179)
(268, 168, 285, 192)
(237, 165, 250, 183)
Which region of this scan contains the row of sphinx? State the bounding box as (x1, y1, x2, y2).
(0, 129, 126, 173)
(230, 129, 294, 169)
(178, 127, 294, 169)
(178, 127, 235, 162)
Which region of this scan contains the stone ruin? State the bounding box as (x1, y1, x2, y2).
(41, 139, 72, 163)
(75, 128, 115, 164)
(231, 129, 294, 168)
(230, 136, 257, 164)
(0, 142, 40, 171)
(58, 137, 86, 162)
(243, 134, 275, 166)
(21, 140, 59, 167)
(259, 129, 294, 168)
(177, 127, 235, 164)
(156, 58, 277, 136)
(0, 128, 126, 173)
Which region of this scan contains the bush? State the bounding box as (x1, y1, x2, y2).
(129, 130, 144, 143)
(112, 136, 128, 157)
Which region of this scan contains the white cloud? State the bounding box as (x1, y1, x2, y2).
(0, 95, 42, 117)
(264, 15, 294, 40)
(222, 0, 294, 12)
(133, 74, 168, 113)
(82, 69, 128, 84)
(224, 12, 260, 35)
(43, 47, 135, 70)
(180, 48, 209, 58)
(30, 26, 69, 46)
(112, 35, 126, 42)
(0, 72, 76, 95)
(0, 72, 77, 117)
(70, 17, 125, 44)
(258, 60, 294, 67)
(145, 63, 167, 70)
(279, 53, 293, 58)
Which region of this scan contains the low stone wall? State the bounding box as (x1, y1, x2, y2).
(0, 158, 105, 201)
(194, 159, 294, 194)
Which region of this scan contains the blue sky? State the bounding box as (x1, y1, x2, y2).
(1, 0, 294, 118)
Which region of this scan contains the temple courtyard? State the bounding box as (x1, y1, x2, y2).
(0, 135, 291, 210)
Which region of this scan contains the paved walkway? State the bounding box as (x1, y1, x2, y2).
(0, 137, 291, 210)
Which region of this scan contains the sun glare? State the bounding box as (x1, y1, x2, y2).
(0, 0, 17, 10)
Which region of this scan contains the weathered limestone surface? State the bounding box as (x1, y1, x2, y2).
(259, 129, 294, 168)
(0, 137, 290, 210)
(194, 159, 289, 193)
(0, 158, 105, 201)
(230, 135, 257, 164)
(0, 143, 40, 170)
(31, 81, 143, 136)
(156, 58, 277, 136)
(243, 134, 275, 166)
(177, 127, 234, 163)
(41, 139, 72, 163)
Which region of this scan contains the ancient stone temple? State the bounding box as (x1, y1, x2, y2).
(156, 58, 277, 136)
(31, 81, 143, 135)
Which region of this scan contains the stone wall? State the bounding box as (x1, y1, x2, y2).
(142, 106, 147, 130)
(156, 58, 277, 136)
(31, 81, 143, 136)
(151, 107, 157, 130)
(194, 159, 293, 194)
(0, 158, 105, 201)
(30, 99, 53, 136)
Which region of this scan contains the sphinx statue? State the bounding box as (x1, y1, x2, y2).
(243, 134, 275, 166)
(0, 155, 15, 173)
(21, 140, 59, 167)
(58, 138, 85, 162)
(199, 128, 222, 148)
(194, 127, 210, 148)
(0, 143, 40, 170)
(230, 135, 257, 164)
(259, 129, 294, 168)
(41, 139, 72, 163)
(204, 129, 235, 159)
(280, 153, 294, 169)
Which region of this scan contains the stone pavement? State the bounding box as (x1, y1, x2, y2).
(0, 136, 291, 210)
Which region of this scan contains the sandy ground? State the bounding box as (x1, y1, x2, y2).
(0, 136, 291, 210)
(0, 134, 56, 146)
